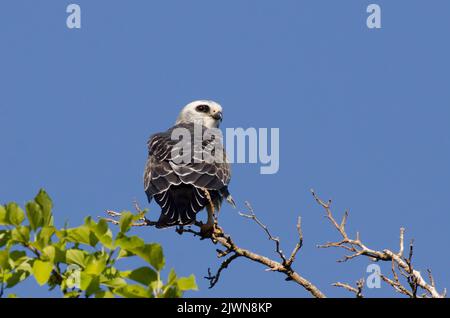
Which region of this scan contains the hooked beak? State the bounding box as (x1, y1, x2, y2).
(211, 111, 223, 121)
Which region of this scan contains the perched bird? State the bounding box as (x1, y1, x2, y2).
(144, 100, 234, 233)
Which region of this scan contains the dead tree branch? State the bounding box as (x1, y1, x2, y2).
(204, 254, 241, 289)
(102, 189, 444, 298)
(311, 189, 445, 298)
(104, 198, 325, 298)
(333, 279, 365, 298)
(193, 198, 322, 298)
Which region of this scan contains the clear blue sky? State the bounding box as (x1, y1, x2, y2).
(1, 0, 449, 297)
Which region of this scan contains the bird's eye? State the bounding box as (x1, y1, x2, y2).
(196, 105, 210, 113)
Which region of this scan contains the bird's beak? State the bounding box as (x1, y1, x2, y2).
(212, 111, 223, 121)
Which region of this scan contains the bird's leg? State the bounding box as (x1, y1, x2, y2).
(199, 189, 216, 238)
(176, 225, 203, 237)
(175, 225, 184, 235)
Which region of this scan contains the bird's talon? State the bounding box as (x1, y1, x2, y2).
(200, 223, 215, 238)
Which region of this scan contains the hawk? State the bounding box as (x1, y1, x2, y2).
(144, 100, 234, 233)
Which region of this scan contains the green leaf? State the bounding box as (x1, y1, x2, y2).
(122, 267, 157, 286)
(10, 226, 30, 243)
(85, 254, 107, 275)
(32, 260, 53, 286)
(36, 226, 56, 249)
(42, 245, 65, 263)
(115, 234, 144, 251)
(117, 249, 134, 259)
(65, 225, 98, 247)
(114, 284, 151, 298)
(9, 250, 28, 265)
(167, 268, 177, 285)
(66, 249, 86, 267)
(0, 230, 11, 248)
(42, 246, 55, 262)
(15, 260, 33, 273)
(163, 287, 182, 298)
(0, 205, 7, 225)
(0, 250, 11, 270)
(177, 275, 198, 291)
(91, 219, 114, 249)
(95, 291, 115, 298)
(134, 244, 165, 271)
(150, 280, 163, 294)
(35, 189, 53, 226)
(80, 273, 101, 296)
(63, 291, 81, 298)
(115, 238, 164, 271)
(101, 277, 127, 289)
(0, 191, 197, 299)
(98, 231, 113, 249)
(6, 269, 31, 288)
(119, 212, 134, 233)
(96, 219, 109, 235)
(26, 202, 43, 231)
(6, 203, 25, 226)
(102, 266, 120, 280)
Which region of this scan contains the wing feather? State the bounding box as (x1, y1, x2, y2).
(144, 123, 231, 206)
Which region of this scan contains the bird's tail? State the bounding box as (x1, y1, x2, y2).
(154, 185, 206, 228)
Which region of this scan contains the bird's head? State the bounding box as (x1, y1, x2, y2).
(176, 100, 223, 128)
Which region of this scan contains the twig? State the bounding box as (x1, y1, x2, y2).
(205, 254, 241, 289)
(286, 217, 303, 267)
(311, 189, 445, 298)
(333, 279, 364, 298)
(398, 227, 405, 257)
(238, 202, 288, 265)
(101, 210, 157, 227)
(178, 202, 324, 298)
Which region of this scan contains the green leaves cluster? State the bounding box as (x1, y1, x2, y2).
(0, 190, 197, 298)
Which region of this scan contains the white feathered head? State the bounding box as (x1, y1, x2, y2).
(176, 100, 223, 128)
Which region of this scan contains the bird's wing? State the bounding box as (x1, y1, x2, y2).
(144, 123, 231, 201)
(144, 130, 181, 200)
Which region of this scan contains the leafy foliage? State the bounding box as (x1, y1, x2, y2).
(0, 190, 197, 298)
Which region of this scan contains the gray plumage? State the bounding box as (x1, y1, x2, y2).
(144, 101, 233, 228)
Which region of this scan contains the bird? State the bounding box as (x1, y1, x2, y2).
(143, 100, 234, 234)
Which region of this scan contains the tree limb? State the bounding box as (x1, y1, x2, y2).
(102, 189, 444, 299)
(311, 189, 445, 298)
(333, 279, 364, 298)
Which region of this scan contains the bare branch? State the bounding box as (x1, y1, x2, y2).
(312, 190, 445, 298)
(103, 189, 444, 299)
(381, 275, 413, 297)
(178, 201, 325, 298)
(286, 217, 303, 267)
(398, 227, 405, 257)
(333, 279, 364, 298)
(101, 210, 157, 227)
(238, 201, 288, 265)
(205, 254, 241, 289)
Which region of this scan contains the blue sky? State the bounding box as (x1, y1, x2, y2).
(1, 0, 449, 297)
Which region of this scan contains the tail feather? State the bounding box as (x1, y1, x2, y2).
(153, 184, 231, 228)
(154, 184, 207, 228)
